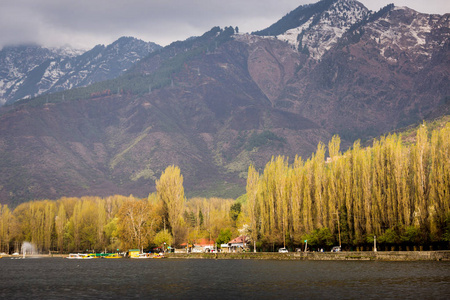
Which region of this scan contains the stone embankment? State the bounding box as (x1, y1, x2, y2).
(166, 251, 450, 261)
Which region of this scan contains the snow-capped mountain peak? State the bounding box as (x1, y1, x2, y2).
(275, 0, 369, 59)
(0, 37, 161, 106)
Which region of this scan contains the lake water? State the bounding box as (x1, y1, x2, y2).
(0, 258, 449, 299)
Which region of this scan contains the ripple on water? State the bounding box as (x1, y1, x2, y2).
(0, 258, 449, 299)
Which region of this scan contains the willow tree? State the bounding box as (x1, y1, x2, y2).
(117, 196, 159, 251)
(156, 165, 186, 246)
(0, 204, 14, 253)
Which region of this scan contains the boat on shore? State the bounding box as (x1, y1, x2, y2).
(66, 253, 95, 259)
(131, 253, 152, 259)
(130, 252, 165, 259)
(104, 253, 122, 259)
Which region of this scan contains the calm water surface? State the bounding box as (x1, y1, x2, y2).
(1, 258, 449, 299)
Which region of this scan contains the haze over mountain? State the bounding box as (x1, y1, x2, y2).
(0, 0, 448, 206)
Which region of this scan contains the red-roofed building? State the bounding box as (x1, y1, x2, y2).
(192, 238, 216, 253)
(221, 236, 249, 253)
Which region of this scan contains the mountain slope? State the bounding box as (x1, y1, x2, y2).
(0, 1, 448, 206)
(250, 3, 449, 140)
(0, 27, 331, 205)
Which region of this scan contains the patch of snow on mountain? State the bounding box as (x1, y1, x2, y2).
(276, 0, 369, 59)
(276, 19, 313, 48)
(37, 61, 66, 94)
(368, 6, 449, 65)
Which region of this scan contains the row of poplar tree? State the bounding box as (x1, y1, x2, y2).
(245, 123, 450, 250)
(0, 123, 449, 253)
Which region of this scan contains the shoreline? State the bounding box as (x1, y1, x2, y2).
(165, 251, 450, 261)
(3, 251, 449, 261)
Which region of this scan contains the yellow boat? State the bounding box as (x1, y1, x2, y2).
(105, 253, 122, 259)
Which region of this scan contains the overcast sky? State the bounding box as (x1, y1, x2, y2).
(1, 0, 448, 50)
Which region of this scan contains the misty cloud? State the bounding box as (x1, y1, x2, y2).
(1, 0, 448, 50)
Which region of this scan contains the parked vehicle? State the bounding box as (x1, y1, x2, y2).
(278, 248, 288, 253)
(331, 246, 341, 252)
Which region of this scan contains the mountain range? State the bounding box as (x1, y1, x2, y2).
(0, 0, 449, 206)
(0, 37, 161, 106)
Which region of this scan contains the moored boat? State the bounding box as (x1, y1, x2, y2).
(104, 253, 122, 259)
(132, 253, 151, 259)
(66, 253, 94, 259)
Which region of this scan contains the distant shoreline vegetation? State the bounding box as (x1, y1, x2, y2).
(0, 122, 449, 254)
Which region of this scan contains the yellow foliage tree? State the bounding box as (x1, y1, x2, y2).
(156, 165, 186, 246)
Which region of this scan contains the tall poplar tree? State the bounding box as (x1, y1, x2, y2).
(246, 165, 260, 251)
(156, 165, 186, 246)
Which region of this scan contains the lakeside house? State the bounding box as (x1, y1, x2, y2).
(192, 238, 216, 253)
(221, 236, 248, 253)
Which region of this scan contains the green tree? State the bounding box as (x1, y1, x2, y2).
(153, 229, 173, 251)
(216, 229, 233, 245)
(229, 202, 241, 223)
